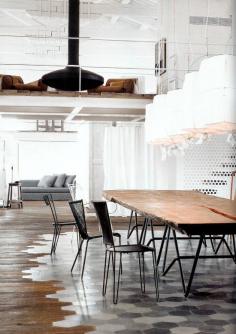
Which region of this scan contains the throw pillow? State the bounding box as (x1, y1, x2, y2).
(64, 175, 76, 187)
(110, 81, 124, 88)
(38, 175, 57, 188)
(54, 173, 67, 188)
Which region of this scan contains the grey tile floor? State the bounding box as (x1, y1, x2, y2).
(23, 230, 236, 333)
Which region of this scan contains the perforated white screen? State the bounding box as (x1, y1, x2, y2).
(183, 135, 236, 199)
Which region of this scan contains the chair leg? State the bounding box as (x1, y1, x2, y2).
(103, 250, 109, 295)
(137, 253, 144, 293)
(71, 226, 79, 247)
(142, 252, 145, 293)
(76, 228, 80, 248)
(50, 225, 58, 255)
(150, 219, 156, 252)
(112, 252, 117, 304)
(134, 212, 139, 243)
(162, 226, 171, 273)
(152, 251, 159, 301)
(81, 239, 89, 279)
(71, 239, 84, 272)
(54, 226, 61, 253)
(114, 253, 122, 304)
(118, 235, 123, 275)
(103, 251, 111, 296)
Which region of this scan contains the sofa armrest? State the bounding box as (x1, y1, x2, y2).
(20, 180, 39, 187)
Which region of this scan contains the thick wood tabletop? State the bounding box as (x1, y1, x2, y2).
(103, 190, 236, 235)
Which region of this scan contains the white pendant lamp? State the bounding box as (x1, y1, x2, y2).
(145, 94, 172, 145)
(145, 54, 235, 148)
(194, 55, 236, 134)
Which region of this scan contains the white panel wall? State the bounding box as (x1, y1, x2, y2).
(18, 141, 80, 179)
(157, 0, 233, 91)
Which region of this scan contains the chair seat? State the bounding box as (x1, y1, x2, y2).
(88, 234, 102, 240)
(53, 221, 76, 226)
(108, 244, 154, 253)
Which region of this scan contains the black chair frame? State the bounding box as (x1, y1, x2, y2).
(69, 199, 121, 279)
(92, 200, 159, 304)
(43, 194, 77, 255)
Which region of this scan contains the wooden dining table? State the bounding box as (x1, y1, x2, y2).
(103, 189, 236, 297)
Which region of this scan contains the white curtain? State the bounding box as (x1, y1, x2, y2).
(103, 124, 177, 216)
(0, 135, 19, 206)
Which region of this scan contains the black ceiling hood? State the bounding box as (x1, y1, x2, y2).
(41, 0, 104, 91)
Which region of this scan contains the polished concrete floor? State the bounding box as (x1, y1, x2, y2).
(1, 202, 236, 333)
(25, 228, 236, 334)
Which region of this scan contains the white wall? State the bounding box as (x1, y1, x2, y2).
(157, 0, 233, 91)
(0, 130, 91, 202)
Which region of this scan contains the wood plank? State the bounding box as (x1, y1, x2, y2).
(103, 190, 236, 234)
(0, 201, 130, 333)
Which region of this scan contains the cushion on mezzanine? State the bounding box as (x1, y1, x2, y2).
(37, 175, 57, 188)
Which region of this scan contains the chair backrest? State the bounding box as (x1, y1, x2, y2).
(69, 200, 88, 239)
(92, 201, 114, 247)
(43, 194, 58, 224)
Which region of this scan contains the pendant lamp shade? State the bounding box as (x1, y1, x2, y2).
(145, 94, 171, 145)
(145, 54, 235, 148)
(165, 89, 186, 143)
(42, 0, 104, 91)
(194, 55, 236, 133)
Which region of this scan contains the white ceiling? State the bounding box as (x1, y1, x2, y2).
(0, 0, 158, 66)
(0, 0, 158, 127)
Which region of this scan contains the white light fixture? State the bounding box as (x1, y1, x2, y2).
(145, 94, 172, 146)
(145, 54, 236, 149)
(194, 55, 236, 134)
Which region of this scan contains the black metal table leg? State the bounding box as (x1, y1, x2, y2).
(127, 210, 133, 238)
(156, 225, 168, 266)
(172, 229, 186, 294)
(162, 226, 171, 273)
(185, 235, 204, 297)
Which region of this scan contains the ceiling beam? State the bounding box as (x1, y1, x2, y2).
(0, 1, 157, 18)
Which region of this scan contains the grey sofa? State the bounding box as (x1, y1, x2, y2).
(20, 178, 74, 201)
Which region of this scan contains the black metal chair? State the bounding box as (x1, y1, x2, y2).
(43, 194, 77, 255)
(92, 200, 159, 304)
(69, 200, 121, 279)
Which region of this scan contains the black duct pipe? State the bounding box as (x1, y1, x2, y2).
(41, 0, 104, 91)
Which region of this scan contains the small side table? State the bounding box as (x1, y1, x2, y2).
(7, 182, 23, 209)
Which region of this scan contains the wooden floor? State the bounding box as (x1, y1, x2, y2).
(0, 201, 129, 334)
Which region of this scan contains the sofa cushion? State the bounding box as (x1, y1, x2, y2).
(38, 175, 57, 187)
(64, 175, 76, 187)
(54, 174, 67, 187)
(22, 187, 69, 193)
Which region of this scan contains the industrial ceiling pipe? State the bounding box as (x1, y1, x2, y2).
(41, 0, 104, 91)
